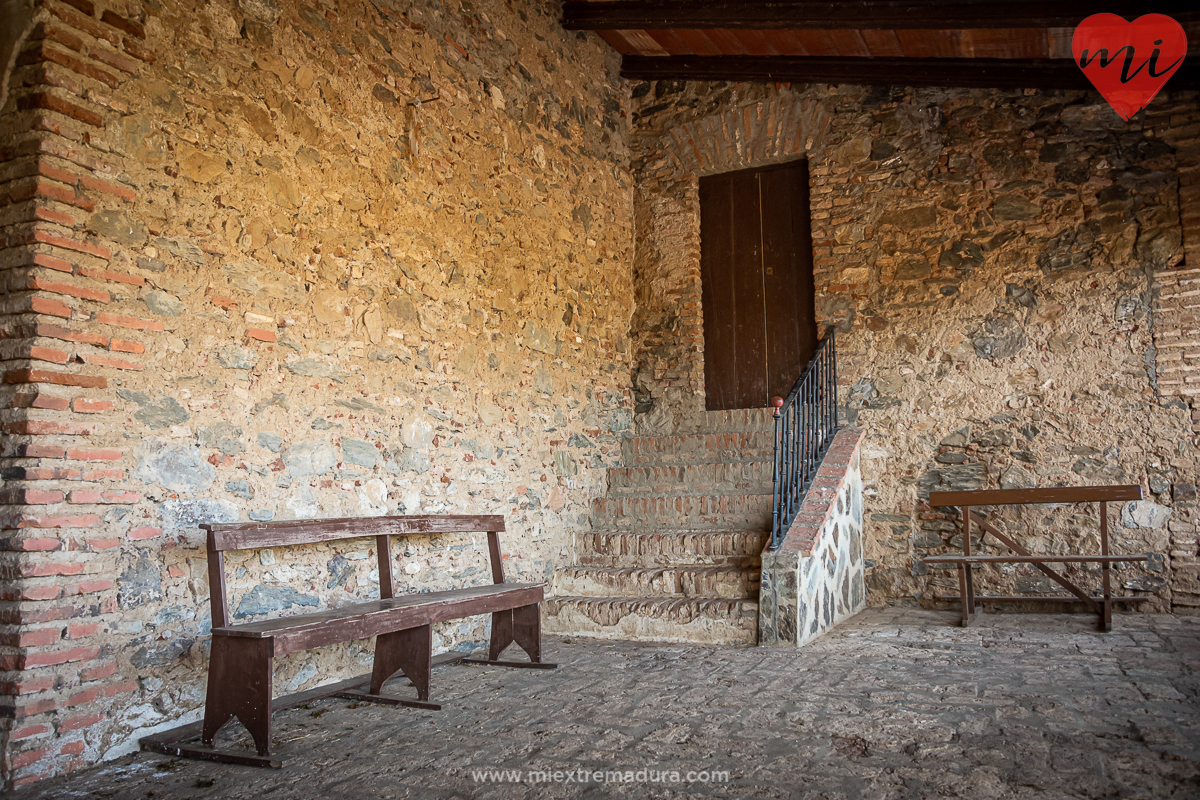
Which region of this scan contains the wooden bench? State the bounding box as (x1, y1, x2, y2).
(141, 514, 554, 767)
(924, 486, 1153, 632)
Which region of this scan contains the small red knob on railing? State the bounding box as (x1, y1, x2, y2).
(771, 396, 784, 417)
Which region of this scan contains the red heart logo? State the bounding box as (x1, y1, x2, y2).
(1073, 13, 1187, 121)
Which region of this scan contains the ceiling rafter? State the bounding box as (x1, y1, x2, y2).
(562, 1, 1200, 31)
(620, 55, 1200, 90)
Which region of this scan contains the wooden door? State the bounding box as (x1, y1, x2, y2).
(700, 160, 816, 411)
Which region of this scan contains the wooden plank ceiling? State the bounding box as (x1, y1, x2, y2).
(594, 25, 1072, 60)
(561, 1, 1200, 88)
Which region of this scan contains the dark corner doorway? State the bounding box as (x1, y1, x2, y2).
(699, 159, 816, 411)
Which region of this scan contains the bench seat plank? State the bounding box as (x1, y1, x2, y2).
(922, 554, 1148, 564)
(214, 583, 543, 656)
(928, 485, 1141, 507)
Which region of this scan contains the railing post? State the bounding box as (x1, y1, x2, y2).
(770, 396, 784, 550)
(830, 328, 838, 431)
(800, 372, 809, 493)
(821, 335, 829, 442)
(783, 402, 792, 532)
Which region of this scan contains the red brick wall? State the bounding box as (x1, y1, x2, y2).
(1, 0, 153, 786)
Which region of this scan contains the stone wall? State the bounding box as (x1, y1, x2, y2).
(0, 0, 633, 786)
(629, 82, 1200, 618)
(760, 426, 865, 647)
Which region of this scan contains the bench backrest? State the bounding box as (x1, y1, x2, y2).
(928, 485, 1142, 508)
(201, 515, 508, 629)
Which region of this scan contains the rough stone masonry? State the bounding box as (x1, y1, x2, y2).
(2, 0, 1200, 791)
(0, 0, 633, 786)
(628, 80, 1200, 618)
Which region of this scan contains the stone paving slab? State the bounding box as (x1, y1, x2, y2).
(9, 609, 1200, 799)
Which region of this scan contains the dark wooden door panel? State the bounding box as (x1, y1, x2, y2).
(730, 170, 767, 408)
(700, 159, 814, 411)
(761, 162, 816, 401)
(699, 176, 738, 410)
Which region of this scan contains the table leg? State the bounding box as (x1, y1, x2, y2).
(956, 562, 972, 626)
(1100, 502, 1113, 632)
(961, 507, 979, 626)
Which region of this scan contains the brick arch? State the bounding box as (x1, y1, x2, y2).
(639, 90, 833, 182)
(1, 0, 38, 105)
(631, 89, 833, 433)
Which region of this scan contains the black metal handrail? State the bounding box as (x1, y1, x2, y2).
(769, 329, 839, 551)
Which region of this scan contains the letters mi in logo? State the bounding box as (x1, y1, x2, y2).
(1073, 14, 1188, 121)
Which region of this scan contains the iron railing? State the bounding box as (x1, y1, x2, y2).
(769, 329, 839, 551)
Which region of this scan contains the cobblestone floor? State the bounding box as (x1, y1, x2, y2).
(10, 609, 1200, 799)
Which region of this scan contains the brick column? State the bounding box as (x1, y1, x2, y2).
(1146, 91, 1200, 272)
(1147, 91, 1200, 402)
(1146, 90, 1200, 615)
(1, 0, 152, 787)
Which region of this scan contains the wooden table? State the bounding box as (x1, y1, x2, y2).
(924, 486, 1152, 631)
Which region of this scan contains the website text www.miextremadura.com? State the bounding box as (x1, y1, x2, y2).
(469, 766, 731, 785)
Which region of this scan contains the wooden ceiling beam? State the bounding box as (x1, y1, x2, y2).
(620, 55, 1200, 90)
(563, 1, 1200, 31)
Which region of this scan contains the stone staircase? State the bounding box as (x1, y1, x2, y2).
(544, 410, 775, 645)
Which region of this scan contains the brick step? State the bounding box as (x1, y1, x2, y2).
(554, 565, 758, 600)
(669, 407, 776, 433)
(607, 461, 773, 495)
(578, 530, 768, 567)
(620, 430, 776, 465)
(591, 493, 772, 530)
(543, 596, 758, 645)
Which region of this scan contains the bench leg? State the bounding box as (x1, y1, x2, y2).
(513, 603, 542, 662)
(488, 609, 514, 661)
(202, 636, 274, 756)
(956, 563, 971, 626)
(371, 625, 432, 701)
(1101, 563, 1114, 632)
(955, 564, 981, 628)
(488, 604, 542, 662)
(1100, 502, 1113, 632)
(463, 605, 555, 670)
